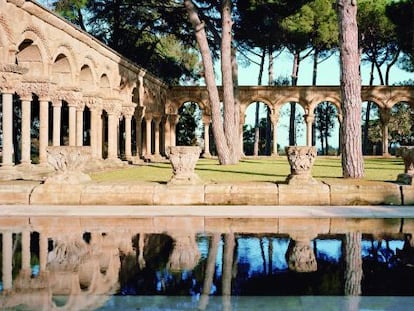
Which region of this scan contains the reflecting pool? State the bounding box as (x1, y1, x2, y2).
(0, 215, 414, 310)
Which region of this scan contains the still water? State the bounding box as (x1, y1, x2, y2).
(0, 216, 413, 310)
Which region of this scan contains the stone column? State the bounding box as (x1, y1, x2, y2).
(2, 231, 13, 291)
(2, 92, 14, 166)
(107, 112, 119, 160)
(304, 114, 315, 147)
(20, 96, 32, 165)
(68, 103, 77, 146)
(87, 103, 101, 158)
(153, 115, 161, 157)
(202, 115, 211, 157)
(76, 103, 84, 146)
(39, 98, 50, 164)
(337, 113, 343, 155)
(169, 114, 179, 148)
(52, 101, 62, 146)
(97, 109, 103, 159)
(380, 108, 391, 157)
(39, 232, 48, 272)
(135, 106, 145, 158)
(124, 114, 132, 159)
(21, 230, 31, 273)
(145, 114, 153, 157)
(271, 112, 279, 156)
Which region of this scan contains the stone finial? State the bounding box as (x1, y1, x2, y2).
(45, 146, 92, 184)
(167, 146, 202, 185)
(285, 146, 318, 184)
(396, 146, 414, 185)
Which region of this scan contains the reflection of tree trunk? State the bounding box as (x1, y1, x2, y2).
(260, 237, 267, 274)
(254, 49, 266, 156)
(199, 234, 221, 311)
(222, 233, 235, 296)
(268, 238, 273, 275)
(344, 232, 362, 296)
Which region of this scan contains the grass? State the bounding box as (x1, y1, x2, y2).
(90, 156, 404, 184)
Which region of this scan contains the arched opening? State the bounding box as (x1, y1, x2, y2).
(277, 102, 305, 153)
(16, 39, 43, 76)
(314, 101, 340, 155)
(388, 102, 414, 154)
(361, 101, 381, 155)
(243, 101, 272, 156)
(52, 53, 72, 86)
(176, 101, 202, 146)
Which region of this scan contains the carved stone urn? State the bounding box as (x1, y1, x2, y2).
(167, 146, 202, 185)
(45, 146, 92, 184)
(396, 146, 414, 185)
(285, 146, 317, 184)
(166, 233, 201, 272)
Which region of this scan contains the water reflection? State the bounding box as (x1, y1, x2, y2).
(0, 217, 413, 310)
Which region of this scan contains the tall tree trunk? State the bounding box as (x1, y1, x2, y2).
(312, 49, 319, 86)
(337, 0, 364, 178)
(232, 47, 241, 161)
(289, 51, 300, 146)
(385, 49, 400, 85)
(266, 49, 273, 155)
(344, 232, 362, 296)
(254, 49, 266, 156)
(184, 0, 236, 165)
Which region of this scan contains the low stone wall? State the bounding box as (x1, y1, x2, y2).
(0, 179, 408, 206)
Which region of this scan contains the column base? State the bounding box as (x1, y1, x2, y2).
(201, 152, 211, 158)
(0, 165, 22, 180)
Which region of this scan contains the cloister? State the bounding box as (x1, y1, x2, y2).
(1, 0, 414, 175)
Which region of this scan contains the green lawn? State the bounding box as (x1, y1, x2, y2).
(90, 156, 404, 183)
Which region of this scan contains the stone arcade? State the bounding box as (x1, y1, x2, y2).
(0, 0, 413, 176)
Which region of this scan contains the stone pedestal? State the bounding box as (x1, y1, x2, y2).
(45, 146, 92, 184)
(396, 146, 414, 185)
(285, 146, 317, 184)
(167, 146, 202, 185)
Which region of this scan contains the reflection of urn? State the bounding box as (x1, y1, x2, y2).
(396, 146, 414, 185)
(45, 146, 92, 184)
(286, 238, 317, 273)
(167, 146, 202, 185)
(167, 233, 201, 272)
(285, 146, 317, 184)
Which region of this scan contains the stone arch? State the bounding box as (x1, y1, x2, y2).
(387, 95, 414, 109)
(99, 74, 112, 97)
(361, 100, 382, 155)
(51, 44, 77, 86)
(51, 54, 74, 87)
(0, 13, 15, 62)
(79, 64, 96, 92)
(17, 27, 50, 76)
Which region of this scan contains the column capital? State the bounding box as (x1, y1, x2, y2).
(122, 103, 137, 118)
(0, 63, 27, 94)
(168, 114, 180, 125)
(202, 114, 211, 124)
(304, 113, 315, 124)
(21, 80, 53, 101)
(103, 99, 122, 116)
(380, 108, 391, 125)
(134, 105, 146, 120)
